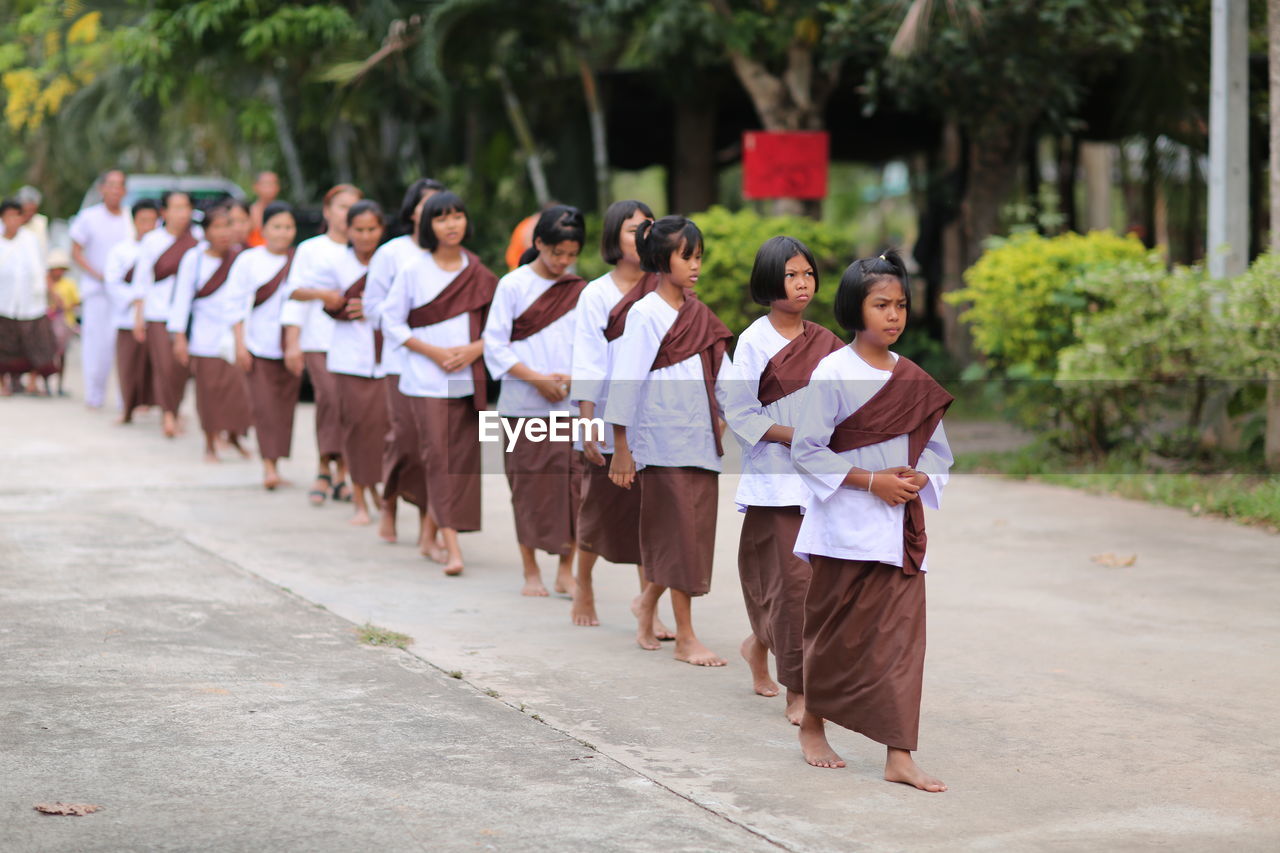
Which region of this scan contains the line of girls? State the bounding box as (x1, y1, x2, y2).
(131, 177, 954, 792)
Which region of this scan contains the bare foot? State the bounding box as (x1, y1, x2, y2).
(634, 598, 661, 651)
(443, 557, 464, 577)
(799, 713, 846, 769)
(115, 414, 131, 425)
(884, 748, 947, 792)
(554, 574, 575, 596)
(350, 511, 372, 526)
(632, 596, 675, 641)
(571, 583, 599, 627)
(674, 639, 727, 667)
(378, 503, 397, 543)
(421, 543, 448, 563)
(230, 438, 251, 459)
(740, 635, 779, 697)
(264, 473, 282, 491)
(203, 451, 220, 464)
(785, 690, 806, 726)
(522, 578, 549, 597)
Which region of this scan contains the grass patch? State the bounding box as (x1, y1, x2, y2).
(956, 444, 1280, 532)
(356, 623, 413, 650)
(482, 687, 500, 699)
(447, 670, 463, 679)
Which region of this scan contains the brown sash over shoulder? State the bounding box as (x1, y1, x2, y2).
(602, 272, 659, 342)
(153, 229, 199, 282)
(756, 321, 845, 407)
(405, 250, 499, 410)
(509, 274, 586, 342)
(323, 273, 368, 320)
(194, 249, 241, 300)
(650, 296, 734, 456)
(124, 265, 136, 284)
(253, 249, 296, 308)
(827, 356, 954, 575)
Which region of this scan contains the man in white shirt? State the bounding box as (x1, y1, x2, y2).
(69, 170, 132, 409)
(16, 185, 49, 259)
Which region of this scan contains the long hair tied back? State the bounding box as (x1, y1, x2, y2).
(518, 204, 585, 266)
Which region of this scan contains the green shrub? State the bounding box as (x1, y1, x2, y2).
(947, 230, 1155, 378)
(1225, 252, 1280, 379)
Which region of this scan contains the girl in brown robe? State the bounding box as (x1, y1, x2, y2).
(789, 251, 954, 792)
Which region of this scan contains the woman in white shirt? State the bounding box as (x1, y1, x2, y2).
(281, 184, 361, 507)
(364, 178, 444, 548)
(482, 206, 587, 598)
(230, 202, 299, 490)
(104, 200, 161, 423)
(319, 200, 388, 527)
(168, 201, 253, 462)
(720, 236, 843, 724)
(603, 216, 732, 668)
(568, 199, 674, 637)
(789, 250, 953, 791)
(383, 191, 498, 575)
(0, 198, 52, 396)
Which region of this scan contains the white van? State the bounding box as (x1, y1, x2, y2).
(79, 174, 246, 220)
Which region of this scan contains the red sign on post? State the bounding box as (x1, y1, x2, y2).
(742, 131, 830, 200)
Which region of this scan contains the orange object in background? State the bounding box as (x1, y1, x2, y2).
(506, 213, 538, 270)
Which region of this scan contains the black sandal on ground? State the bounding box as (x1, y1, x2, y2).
(331, 480, 353, 503)
(309, 473, 333, 506)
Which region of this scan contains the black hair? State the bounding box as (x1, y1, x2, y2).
(600, 199, 655, 265)
(202, 200, 235, 226)
(224, 198, 250, 215)
(347, 199, 386, 229)
(833, 249, 910, 333)
(261, 201, 295, 227)
(398, 177, 447, 226)
(160, 190, 192, 209)
(634, 215, 703, 275)
(518, 204, 586, 266)
(416, 191, 472, 251)
(131, 199, 160, 220)
(749, 235, 820, 306)
(0, 198, 21, 217)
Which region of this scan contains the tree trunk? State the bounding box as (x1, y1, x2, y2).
(1142, 136, 1159, 249)
(1266, 0, 1280, 469)
(1056, 134, 1080, 234)
(495, 64, 549, 207)
(1025, 131, 1042, 234)
(1081, 141, 1112, 232)
(670, 98, 716, 214)
(263, 74, 308, 200)
(938, 121, 970, 365)
(575, 49, 610, 215)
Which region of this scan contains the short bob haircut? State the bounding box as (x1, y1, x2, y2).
(600, 199, 655, 265)
(398, 177, 446, 227)
(160, 190, 192, 209)
(0, 198, 22, 218)
(131, 198, 160, 219)
(346, 199, 386, 229)
(261, 200, 295, 227)
(416, 191, 472, 251)
(749, 235, 819, 306)
(202, 199, 236, 226)
(833, 249, 910, 333)
(518, 204, 586, 266)
(635, 215, 703, 275)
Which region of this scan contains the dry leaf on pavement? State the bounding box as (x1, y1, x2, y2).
(33, 803, 101, 816)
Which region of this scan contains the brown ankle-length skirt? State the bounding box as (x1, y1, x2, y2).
(381, 376, 426, 509)
(115, 329, 155, 417)
(412, 396, 481, 532)
(191, 356, 251, 437)
(145, 321, 188, 415)
(577, 453, 642, 564)
(304, 351, 343, 460)
(334, 372, 388, 486)
(738, 505, 809, 693)
(638, 466, 717, 596)
(247, 356, 300, 461)
(501, 417, 582, 556)
(802, 556, 926, 752)
(0, 316, 57, 375)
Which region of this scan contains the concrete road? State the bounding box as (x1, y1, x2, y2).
(1, 387, 1277, 852)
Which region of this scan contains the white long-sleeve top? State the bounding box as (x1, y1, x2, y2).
(482, 263, 577, 417)
(68, 203, 131, 299)
(570, 271, 636, 453)
(280, 234, 346, 353)
(791, 347, 953, 569)
(167, 245, 241, 360)
(0, 229, 46, 320)
(602, 291, 726, 473)
(103, 239, 143, 330)
(720, 316, 814, 512)
(132, 225, 203, 322)
(228, 246, 292, 359)
(321, 248, 376, 378)
(383, 251, 474, 399)
(363, 234, 424, 378)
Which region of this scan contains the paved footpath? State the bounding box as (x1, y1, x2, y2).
(1, 384, 1277, 851)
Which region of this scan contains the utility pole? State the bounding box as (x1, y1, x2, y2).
(1208, 0, 1249, 279)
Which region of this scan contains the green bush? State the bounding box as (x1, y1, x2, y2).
(1225, 252, 1280, 379)
(947, 230, 1155, 378)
